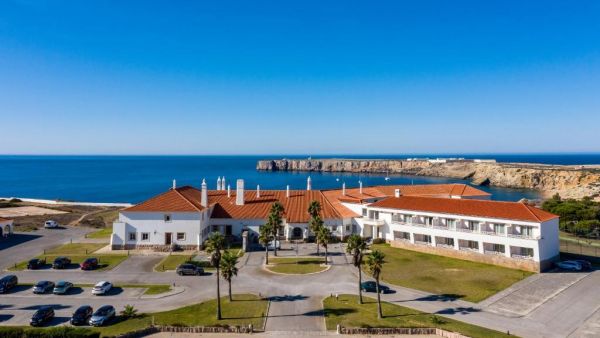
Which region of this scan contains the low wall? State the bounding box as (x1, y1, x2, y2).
(111, 244, 198, 251)
(389, 240, 540, 272)
(338, 326, 469, 337)
(116, 325, 253, 337)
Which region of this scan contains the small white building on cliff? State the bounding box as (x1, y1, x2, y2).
(111, 179, 559, 271)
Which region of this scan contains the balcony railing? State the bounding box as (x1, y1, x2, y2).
(390, 219, 540, 241)
(484, 250, 505, 256)
(436, 243, 454, 249)
(511, 254, 534, 260)
(414, 240, 432, 246)
(362, 217, 385, 226)
(459, 247, 479, 252)
(507, 233, 538, 240)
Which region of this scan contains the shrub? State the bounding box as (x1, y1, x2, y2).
(0, 327, 99, 338)
(430, 315, 447, 325)
(120, 304, 138, 318)
(372, 238, 386, 244)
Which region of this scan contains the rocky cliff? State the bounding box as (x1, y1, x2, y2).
(257, 159, 600, 200)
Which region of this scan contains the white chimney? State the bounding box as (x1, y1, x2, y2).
(236, 179, 245, 205)
(359, 180, 363, 194)
(217, 177, 222, 190)
(307, 176, 312, 191)
(394, 189, 401, 198)
(222, 176, 226, 191)
(286, 185, 290, 198)
(257, 184, 261, 198)
(227, 184, 231, 198)
(201, 179, 208, 207)
(342, 182, 346, 196)
(172, 179, 176, 190)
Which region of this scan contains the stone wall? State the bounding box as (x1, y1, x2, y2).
(111, 244, 198, 251)
(116, 325, 253, 337)
(338, 326, 470, 337)
(389, 240, 540, 272)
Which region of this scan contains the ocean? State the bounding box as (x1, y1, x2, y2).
(1, 154, 598, 203)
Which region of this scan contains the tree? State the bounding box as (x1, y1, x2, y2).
(205, 231, 226, 320)
(220, 251, 239, 302)
(308, 200, 323, 255)
(317, 226, 332, 265)
(346, 234, 368, 304)
(258, 224, 273, 265)
(266, 202, 284, 256)
(366, 250, 386, 319)
(120, 304, 138, 318)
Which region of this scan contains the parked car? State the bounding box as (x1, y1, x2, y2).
(360, 281, 392, 294)
(44, 220, 59, 229)
(574, 259, 592, 271)
(27, 258, 46, 270)
(267, 240, 281, 250)
(52, 256, 71, 269)
(80, 257, 99, 270)
(33, 281, 55, 294)
(89, 305, 115, 326)
(0, 275, 18, 293)
(556, 260, 582, 271)
(176, 263, 204, 276)
(53, 280, 73, 295)
(92, 281, 112, 295)
(70, 305, 93, 325)
(30, 306, 54, 326)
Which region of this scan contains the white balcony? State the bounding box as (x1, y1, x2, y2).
(362, 217, 385, 226)
(511, 254, 534, 260)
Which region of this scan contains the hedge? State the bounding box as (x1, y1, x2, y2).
(0, 327, 99, 338)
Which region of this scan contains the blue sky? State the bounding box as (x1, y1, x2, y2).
(1, 1, 599, 155)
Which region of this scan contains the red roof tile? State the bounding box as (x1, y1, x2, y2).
(369, 196, 558, 223)
(124, 186, 205, 212)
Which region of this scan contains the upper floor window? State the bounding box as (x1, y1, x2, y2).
(362, 208, 367, 216)
(493, 223, 505, 234)
(164, 214, 172, 222)
(521, 226, 534, 238)
(424, 217, 434, 226)
(468, 221, 479, 231)
(446, 219, 456, 228)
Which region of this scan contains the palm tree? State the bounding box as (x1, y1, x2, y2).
(258, 224, 273, 265)
(366, 250, 386, 319)
(346, 234, 368, 304)
(205, 231, 225, 320)
(317, 226, 332, 265)
(220, 251, 239, 302)
(308, 200, 323, 254)
(267, 202, 284, 256)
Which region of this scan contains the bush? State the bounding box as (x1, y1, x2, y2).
(371, 238, 386, 244)
(0, 327, 99, 338)
(121, 304, 138, 318)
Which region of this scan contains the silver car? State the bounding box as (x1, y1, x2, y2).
(89, 305, 115, 326)
(91, 281, 112, 295)
(556, 260, 582, 271)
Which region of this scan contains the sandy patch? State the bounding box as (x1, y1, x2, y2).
(0, 206, 67, 218)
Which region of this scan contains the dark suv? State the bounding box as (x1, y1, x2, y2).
(27, 258, 46, 270)
(80, 258, 99, 270)
(52, 256, 71, 269)
(30, 306, 54, 326)
(176, 263, 204, 276)
(0, 275, 18, 293)
(70, 305, 93, 325)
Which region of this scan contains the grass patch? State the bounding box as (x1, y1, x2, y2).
(9, 254, 128, 271)
(114, 284, 172, 295)
(324, 294, 513, 338)
(369, 244, 532, 302)
(87, 227, 113, 239)
(266, 257, 327, 274)
(44, 242, 107, 255)
(154, 254, 198, 272)
(93, 294, 267, 336)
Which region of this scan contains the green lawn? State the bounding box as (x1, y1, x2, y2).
(44, 242, 107, 255)
(266, 257, 327, 274)
(9, 254, 128, 271)
(369, 244, 532, 302)
(93, 294, 267, 336)
(324, 295, 512, 338)
(87, 227, 113, 239)
(154, 254, 198, 272)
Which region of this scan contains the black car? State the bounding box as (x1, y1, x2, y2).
(33, 281, 55, 294)
(0, 275, 18, 293)
(574, 259, 593, 271)
(176, 263, 204, 276)
(70, 305, 93, 325)
(30, 306, 54, 326)
(53, 256, 71, 269)
(27, 258, 46, 270)
(360, 281, 392, 294)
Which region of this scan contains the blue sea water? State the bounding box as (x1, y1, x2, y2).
(1, 154, 598, 203)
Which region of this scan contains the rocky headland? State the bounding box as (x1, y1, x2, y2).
(257, 159, 600, 200)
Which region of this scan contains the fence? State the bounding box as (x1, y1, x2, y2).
(560, 239, 600, 258)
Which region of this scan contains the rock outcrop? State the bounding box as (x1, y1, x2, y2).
(257, 159, 600, 200)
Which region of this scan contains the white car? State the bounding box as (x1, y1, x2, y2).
(44, 220, 59, 229)
(91, 281, 112, 295)
(267, 240, 281, 250)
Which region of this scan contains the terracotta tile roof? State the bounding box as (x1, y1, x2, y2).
(0, 217, 12, 222)
(209, 190, 341, 223)
(369, 196, 558, 223)
(124, 186, 205, 212)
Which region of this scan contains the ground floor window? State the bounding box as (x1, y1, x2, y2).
(393, 231, 410, 241)
(437, 237, 454, 247)
(177, 232, 186, 241)
(212, 225, 219, 233)
(225, 225, 232, 236)
(128, 232, 136, 241)
(141, 232, 149, 241)
(345, 225, 350, 232)
(519, 247, 534, 257)
(332, 225, 337, 232)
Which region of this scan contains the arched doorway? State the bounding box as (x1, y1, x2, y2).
(292, 227, 303, 239)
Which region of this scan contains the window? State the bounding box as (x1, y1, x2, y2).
(468, 221, 479, 232)
(362, 208, 367, 216)
(424, 217, 434, 226)
(519, 247, 534, 257)
(345, 225, 350, 231)
(446, 219, 456, 229)
(393, 231, 410, 241)
(225, 225, 232, 236)
(404, 214, 413, 223)
(177, 232, 185, 241)
(141, 233, 149, 241)
(521, 226, 534, 238)
(493, 223, 505, 234)
(212, 225, 219, 232)
(491, 244, 505, 253)
(128, 232, 136, 241)
(332, 225, 338, 232)
(467, 240, 479, 249)
(164, 214, 172, 222)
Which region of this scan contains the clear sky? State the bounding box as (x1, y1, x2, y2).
(1, 1, 599, 155)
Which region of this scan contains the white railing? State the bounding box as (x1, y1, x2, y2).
(361, 217, 385, 226)
(433, 225, 449, 230)
(414, 240, 432, 246)
(436, 244, 454, 249)
(459, 247, 479, 252)
(511, 254, 534, 260)
(484, 250, 505, 256)
(508, 233, 538, 240)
